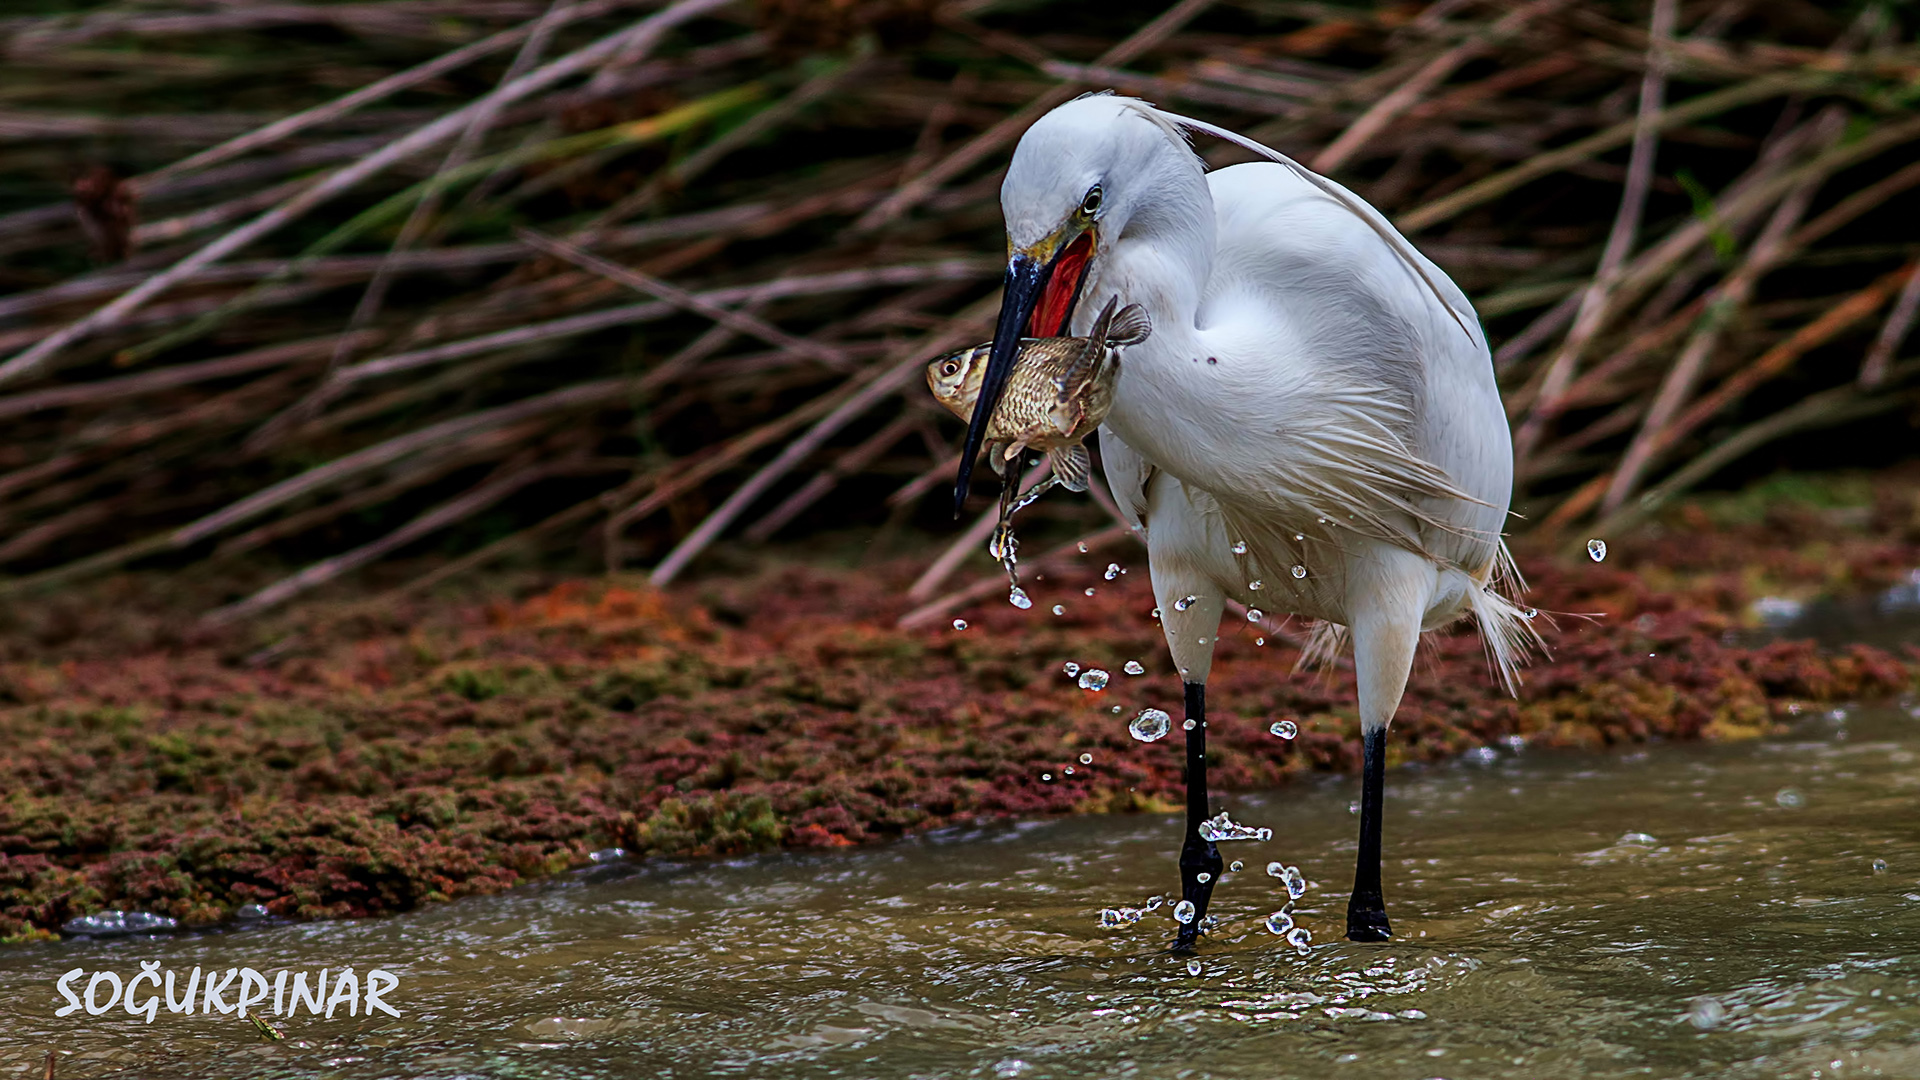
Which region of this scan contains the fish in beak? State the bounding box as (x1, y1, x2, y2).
(952, 225, 1096, 517)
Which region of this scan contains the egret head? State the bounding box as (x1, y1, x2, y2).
(953, 94, 1201, 515)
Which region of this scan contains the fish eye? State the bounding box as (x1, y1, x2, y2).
(1080, 185, 1103, 215)
(941, 361, 960, 377)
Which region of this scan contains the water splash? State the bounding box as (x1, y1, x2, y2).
(1264, 909, 1294, 935)
(1198, 811, 1266, 842)
(1008, 587, 1032, 610)
(1286, 926, 1312, 949)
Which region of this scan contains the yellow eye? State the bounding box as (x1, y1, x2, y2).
(1080, 185, 1103, 215)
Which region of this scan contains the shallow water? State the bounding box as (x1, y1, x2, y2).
(5, 701, 1920, 1080)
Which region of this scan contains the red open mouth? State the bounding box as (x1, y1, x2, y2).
(1029, 232, 1093, 338)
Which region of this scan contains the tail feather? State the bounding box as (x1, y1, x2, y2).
(1469, 541, 1547, 696)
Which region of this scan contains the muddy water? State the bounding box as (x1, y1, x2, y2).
(4, 704, 1920, 1079)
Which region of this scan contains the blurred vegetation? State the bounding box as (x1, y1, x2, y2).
(0, 0, 1918, 626)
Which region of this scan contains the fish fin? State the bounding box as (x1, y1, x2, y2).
(1083, 295, 1120, 344)
(1051, 443, 1091, 492)
(1104, 304, 1152, 348)
(1048, 394, 1081, 435)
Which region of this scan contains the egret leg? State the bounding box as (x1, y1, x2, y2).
(1347, 725, 1391, 942)
(1345, 555, 1426, 943)
(1172, 680, 1223, 953)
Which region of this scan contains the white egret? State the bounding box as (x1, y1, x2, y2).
(954, 95, 1539, 948)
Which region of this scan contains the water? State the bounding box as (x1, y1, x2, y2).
(5, 707, 1920, 1078)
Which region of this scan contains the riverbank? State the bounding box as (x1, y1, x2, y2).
(3, 472, 1918, 943)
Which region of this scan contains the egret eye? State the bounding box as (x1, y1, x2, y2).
(1080, 185, 1103, 215)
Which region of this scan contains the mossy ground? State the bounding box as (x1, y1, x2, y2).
(3, 472, 1919, 943)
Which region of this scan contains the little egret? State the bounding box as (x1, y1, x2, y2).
(954, 95, 1539, 948)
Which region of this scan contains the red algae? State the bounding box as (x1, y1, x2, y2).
(2, 481, 1918, 942)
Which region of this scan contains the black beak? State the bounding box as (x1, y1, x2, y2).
(953, 253, 1046, 518)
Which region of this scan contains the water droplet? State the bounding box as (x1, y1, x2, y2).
(1174, 594, 1198, 611)
(1872, 858, 1888, 873)
(1291, 564, 1308, 579)
(1264, 910, 1295, 935)
(1079, 753, 1093, 765)
(1618, 831, 1657, 846)
(1197, 872, 1211, 883)
(1145, 895, 1165, 911)
(1270, 720, 1298, 739)
(1052, 604, 1065, 616)
(1182, 718, 1197, 731)
(1063, 766, 1074, 775)
(952, 619, 967, 630)
(1098, 908, 1126, 929)
(995, 1059, 1030, 1079)
(1078, 669, 1110, 691)
(1521, 607, 1538, 619)
(1197, 636, 1209, 645)
(1776, 786, 1805, 809)
(1129, 709, 1171, 742)
(1231, 540, 1248, 555)
(1111, 704, 1123, 713)
(1587, 538, 1607, 562)
(1247, 608, 1263, 622)
(1105, 562, 1121, 580)
(1293, 533, 1304, 541)
(1009, 587, 1032, 609)
(1266, 861, 1283, 877)
(1173, 900, 1196, 924)
(589, 847, 628, 863)
(1042, 773, 1052, 781)
(1284, 865, 1307, 900)
(1186, 958, 1203, 976)
(1077, 541, 1088, 553)
(1151, 607, 1161, 619)
(1230, 860, 1244, 872)
(1287, 926, 1312, 949)
(1248, 580, 1263, 590)
(1084, 587, 1096, 597)
(1063, 662, 1081, 677)
(1255, 637, 1265, 646)
(1257, 827, 1273, 841)
(1124, 660, 1145, 675)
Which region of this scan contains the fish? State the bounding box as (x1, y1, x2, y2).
(925, 295, 1150, 493)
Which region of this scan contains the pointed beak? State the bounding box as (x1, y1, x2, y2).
(951, 226, 1094, 517)
(952, 253, 1045, 517)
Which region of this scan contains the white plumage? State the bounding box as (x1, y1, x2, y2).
(972, 94, 1540, 946)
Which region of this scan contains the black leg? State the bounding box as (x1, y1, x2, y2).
(1172, 680, 1223, 953)
(1346, 725, 1392, 942)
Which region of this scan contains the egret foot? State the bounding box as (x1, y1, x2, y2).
(1171, 834, 1224, 953)
(1346, 894, 1391, 942)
